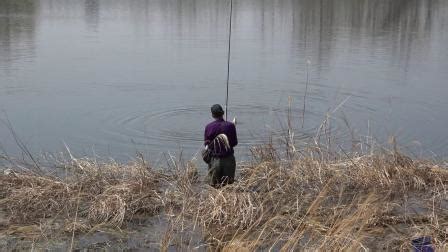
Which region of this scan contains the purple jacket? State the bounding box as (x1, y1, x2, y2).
(204, 118, 238, 158)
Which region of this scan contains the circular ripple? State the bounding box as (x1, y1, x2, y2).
(97, 103, 353, 154)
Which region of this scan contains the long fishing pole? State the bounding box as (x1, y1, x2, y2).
(225, 0, 233, 121)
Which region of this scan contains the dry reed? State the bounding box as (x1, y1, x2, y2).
(172, 146, 448, 250)
(1, 145, 447, 250)
(0, 158, 163, 228)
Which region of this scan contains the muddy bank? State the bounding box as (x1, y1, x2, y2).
(0, 214, 168, 250)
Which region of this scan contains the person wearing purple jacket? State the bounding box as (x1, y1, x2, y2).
(204, 104, 238, 187)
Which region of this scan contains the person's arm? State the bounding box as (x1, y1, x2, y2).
(204, 125, 211, 146)
(229, 123, 238, 147)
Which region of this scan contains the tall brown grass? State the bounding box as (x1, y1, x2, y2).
(172, 145, 448, 250)
(0, 145, 447, 250)
(0, 158, 164, 228)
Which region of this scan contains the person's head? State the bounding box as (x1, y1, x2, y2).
(211, 104, 224, 119)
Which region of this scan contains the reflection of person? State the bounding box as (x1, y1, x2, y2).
(204, 104, 238, 187)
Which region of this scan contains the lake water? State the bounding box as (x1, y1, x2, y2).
(1, 0, 447, 161)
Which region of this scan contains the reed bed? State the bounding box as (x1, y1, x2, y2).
(0, 158, 164, 229)
(0, 146, 447, 250)
(173, 146, 448, 250)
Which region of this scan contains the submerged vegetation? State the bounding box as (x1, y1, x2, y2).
(1, 141, 447, 250)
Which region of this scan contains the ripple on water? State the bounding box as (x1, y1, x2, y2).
(94, 103, 353, 154)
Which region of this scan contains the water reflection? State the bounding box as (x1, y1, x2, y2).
(85, 0, 100, 32)
(0, 0, 37, 71)
(240, 0, 438, 74)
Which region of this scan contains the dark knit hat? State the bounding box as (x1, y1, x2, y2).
(211, 104, 224, 117)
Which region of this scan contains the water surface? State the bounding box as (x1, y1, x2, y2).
(1, 0, 447, 160)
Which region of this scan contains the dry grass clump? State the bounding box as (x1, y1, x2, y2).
(0, 159, 163, 228)
(175, 146, 448, 250)
(0, 173, 72, 222)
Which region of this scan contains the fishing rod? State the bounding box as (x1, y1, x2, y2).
(225, 0, 233, 121)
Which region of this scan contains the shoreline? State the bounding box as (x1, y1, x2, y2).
(1, 145, 447, 250)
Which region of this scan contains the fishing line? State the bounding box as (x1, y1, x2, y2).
(225, 0, 233, 121)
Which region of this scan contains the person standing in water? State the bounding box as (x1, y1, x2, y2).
(204, 104, 238, 187)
